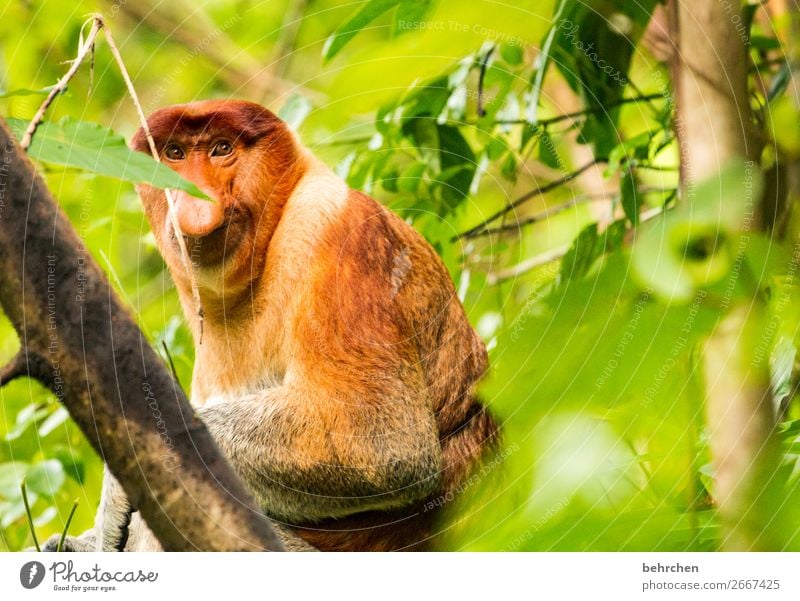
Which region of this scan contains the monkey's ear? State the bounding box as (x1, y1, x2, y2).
(130, 127, 149, 154)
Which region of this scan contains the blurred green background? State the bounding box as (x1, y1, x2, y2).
(1, 0, 799, 551)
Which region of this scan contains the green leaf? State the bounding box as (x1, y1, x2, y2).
(38, 407, 70, 437)
(381, 165, 400, 192)
(436, 124, 475, 209)
(398, 162, 426, 193)
(403, 77, 452, 122)
(750, 35, 780, 51)
(770, 97, 800, 156)
(538, 131, 561, 169)
(485, 137, 507, 161)
(0, 497, 33, 528)
(33, 506, 57, 527)
(607, 131, 652, 175)
(5, 403, 48, 442)
(521, 123, 540, 151)
(501, 152, 518, 181)
(25, 460, 65, 497)
(393, 0, 432, 34)
(346, 152, 377, 190)
(560, 222, 600, 283)
(771, 335, 795, 413)
(278, 93, 312, 131)
(500, 42, 524, 66)
(768, 62, 792, 104)
(621, 169, 639, 225)
(603, 218, 627, 252)
(526, 0, 571, 125)
(323, 0, 403, 61)
(0, 462, 29, 499)
(52, 448, 86, 485)
(541, 0, 658, 154)
(405, 117, 440, 169)
(6, 118, 207, 198)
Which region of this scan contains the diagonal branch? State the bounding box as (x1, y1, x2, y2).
(0, 119, 283, 551)
(455, 158, 606, 240)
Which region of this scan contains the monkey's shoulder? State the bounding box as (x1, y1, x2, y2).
(299, 188, 481, 362)
(320, 189, 453, 293)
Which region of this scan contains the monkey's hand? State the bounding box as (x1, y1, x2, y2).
(41, 530, 96, 552)
(93, 466, 134, 551)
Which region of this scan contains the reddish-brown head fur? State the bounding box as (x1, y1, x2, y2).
(131, 100, 306, 301)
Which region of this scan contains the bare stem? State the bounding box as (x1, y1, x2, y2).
(18, 14, 205, 342)
(56, 499, 80, 552)
(20, 478, 40, 552)
(99, 18, 205, 343)
(19, 19, 102, 150)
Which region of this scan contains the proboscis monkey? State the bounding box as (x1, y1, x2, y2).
(52, 100, 497, 552)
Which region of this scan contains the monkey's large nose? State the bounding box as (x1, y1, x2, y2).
(173, 191, 225, 237)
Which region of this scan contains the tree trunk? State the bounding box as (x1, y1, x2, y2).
(668, 0, 776, 550)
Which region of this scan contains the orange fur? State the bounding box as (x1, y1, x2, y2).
(133, 100, 497, 551)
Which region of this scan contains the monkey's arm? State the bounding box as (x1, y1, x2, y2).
(196, 384, 443, 523)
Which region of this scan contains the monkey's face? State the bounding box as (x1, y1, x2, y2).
(131, 100, 304, 276)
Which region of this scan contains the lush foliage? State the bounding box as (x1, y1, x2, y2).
(1, 0, 799, 550)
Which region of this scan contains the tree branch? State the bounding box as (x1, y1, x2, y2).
(0, 119, 283, 551)
(469, 187, 674, 239)
(455, 158, 607, 240)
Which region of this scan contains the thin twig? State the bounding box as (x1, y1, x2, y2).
(486, 244, 569, 285)
(56, 499, 80, 552)
(271, 0, 309, 80)
(629, 162, 679, 172)
(485, 205, 666, 285)
(455, 158, 607, 240)
(161, 340, 183, 391)
(19, 19, 102, 150)
(20, 478, 40, 552)
(490, 93, 666, 128)
(99, 16, 205, 343)
(472, 187, 676, 238)
(472, 194, 611, 238)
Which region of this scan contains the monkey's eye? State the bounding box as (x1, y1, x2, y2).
(210, 140, 234, 157)
(164, 145, 185, 161)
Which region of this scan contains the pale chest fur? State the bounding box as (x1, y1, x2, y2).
(189, 151, 349, 407)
